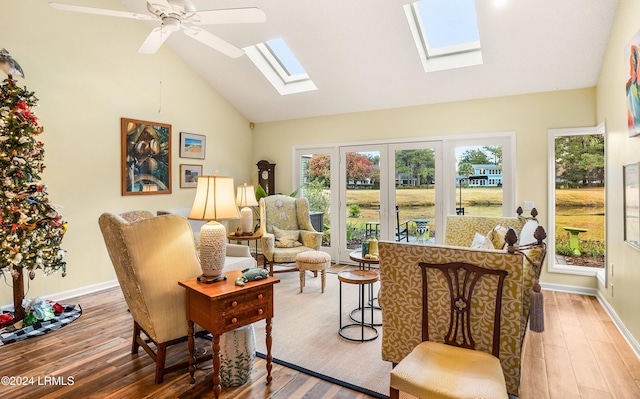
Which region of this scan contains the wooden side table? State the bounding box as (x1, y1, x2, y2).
(228, 232, 262, 262)
(179, 270, 280, 398)
(349, 250, 380, 270)
(338, 269, 379, 342)
(349, 251, 381, 326)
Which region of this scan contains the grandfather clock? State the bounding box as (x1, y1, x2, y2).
(257, 160, 276, 195)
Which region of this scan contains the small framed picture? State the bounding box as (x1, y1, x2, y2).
(180, 164, 202, 188)
(180, 132, 206, 159)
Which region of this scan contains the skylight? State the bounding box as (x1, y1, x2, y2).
(244, 38, 317, 95)
(404, 0, 483, 72)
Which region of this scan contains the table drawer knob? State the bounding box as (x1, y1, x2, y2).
(257, 293, 264, 300)
(257, 309, 264, 315)
(231, 317, 238, 324)
(231, 301, 238, 308)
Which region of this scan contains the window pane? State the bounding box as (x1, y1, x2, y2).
(416, 0, 479, 49)
(395, 148, 436, 243)
(455, 145, 503, 216)
(300, 153, 331, 246)
(345, 151, 380, 250)
(266, 38, 306, 76)
(554, 134, 605, 268)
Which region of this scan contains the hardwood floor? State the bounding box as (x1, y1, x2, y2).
(0, 284, 638, 398)
(519, 290, 640, 399)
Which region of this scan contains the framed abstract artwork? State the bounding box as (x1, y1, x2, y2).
(625, 29, 640, 137)
(121, 118, 172, 195)
(180, 164, 202, 188)
(180, 132, 206, 159)
(624, 162, 640, 248)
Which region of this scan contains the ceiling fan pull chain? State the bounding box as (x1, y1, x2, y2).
(158, 51, 163, 114)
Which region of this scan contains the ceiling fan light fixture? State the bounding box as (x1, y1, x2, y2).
(163, 16, 181, 32)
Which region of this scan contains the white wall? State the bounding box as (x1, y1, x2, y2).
(0, 1, 253, 306)
(596, 0, 640, 344)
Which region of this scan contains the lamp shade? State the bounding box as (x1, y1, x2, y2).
(236, 183, 259, 234)
(236, 184, 259, 207)
(189, 175, 240, 221)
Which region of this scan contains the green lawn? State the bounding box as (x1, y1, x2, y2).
(343, 186, 605, 244)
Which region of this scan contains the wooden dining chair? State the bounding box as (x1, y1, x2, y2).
(389, 261, 509, 399)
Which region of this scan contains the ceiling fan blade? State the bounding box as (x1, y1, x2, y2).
(183, 26, 244, 58)
(188, 8, 266, 25)
(49, 2, 155, 20)
(146, 0, 175, 15)
(137, 27, 172, 54)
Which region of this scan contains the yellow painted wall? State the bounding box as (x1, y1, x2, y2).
(596, 0, 640, 342)
(0, 1, 253, 306)
(253, 89, 598, 288)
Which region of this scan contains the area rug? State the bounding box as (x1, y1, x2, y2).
(253, 269, 391, 398)
(0, 304, 82, 346)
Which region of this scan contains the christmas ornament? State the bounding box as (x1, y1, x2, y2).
(0, 49, 24, 80)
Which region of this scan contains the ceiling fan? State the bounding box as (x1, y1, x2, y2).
(49, 0, 266, 58)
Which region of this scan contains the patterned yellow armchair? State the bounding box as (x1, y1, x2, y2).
(259, 195, 323, 275)
(98, 211, 210, 383)
(379, 242, 526, 396)
(379, 210, 547, 397)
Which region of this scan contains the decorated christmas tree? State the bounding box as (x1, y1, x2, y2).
(0, 53, 67, 323)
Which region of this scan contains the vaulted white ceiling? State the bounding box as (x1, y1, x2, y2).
(117, 0, 618, 123)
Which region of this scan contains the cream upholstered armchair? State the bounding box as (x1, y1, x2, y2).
(98, 211, 210, 383)
(259, 195, 323, 275)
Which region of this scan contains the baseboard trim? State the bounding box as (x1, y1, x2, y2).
(541, 281, 640, 359)
(2, 280, 119, 310)
(540, 281, 598, 296)
(594, 292, 640, 359)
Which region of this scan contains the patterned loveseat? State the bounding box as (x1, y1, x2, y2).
(379, 212, 546, 396)
(443, 213, 545, 335)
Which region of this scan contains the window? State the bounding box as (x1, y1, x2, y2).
(295, 133, 514, 264)
(548, 124, 606, 279)
(244, 38, 317, 95)
(403, 0, 483, 72)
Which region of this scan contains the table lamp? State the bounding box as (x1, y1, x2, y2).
(189, 175, 240, 283)
(236, 183, 259, 235)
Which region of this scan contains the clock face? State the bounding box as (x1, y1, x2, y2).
(262, 170, 269, 180)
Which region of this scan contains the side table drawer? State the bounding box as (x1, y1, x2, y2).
(222, 288, 272, 313)
(216, 287, 273, 332)
(222, 306, 270, 330)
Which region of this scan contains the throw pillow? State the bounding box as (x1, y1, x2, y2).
(519, 219, 539, 246)
(272, 226, 301, 248)
(487, 225, 509, 249)
(275, 238, 303, 248)
(471, 232, 494, 249)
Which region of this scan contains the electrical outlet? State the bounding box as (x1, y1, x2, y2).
(523, 201, 534, 211)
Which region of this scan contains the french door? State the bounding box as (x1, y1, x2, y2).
(294, 134, 514, 264)
(339, 145, 387, 264)
(294, 147, 339, 260)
